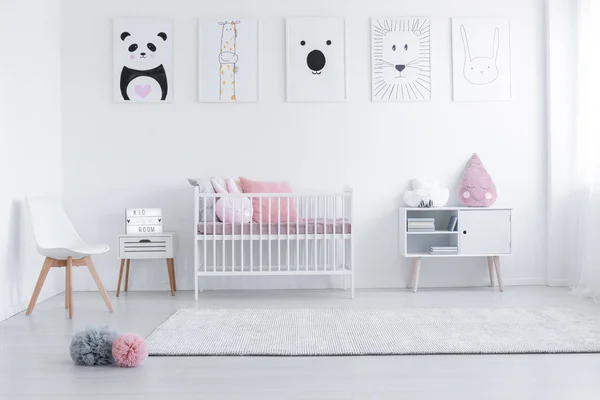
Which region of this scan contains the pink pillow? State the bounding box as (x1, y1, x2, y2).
(458, 153, 497, 207)
(239, 177, 299, 223)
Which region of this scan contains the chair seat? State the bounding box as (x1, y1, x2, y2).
(38, 244, 110, 260)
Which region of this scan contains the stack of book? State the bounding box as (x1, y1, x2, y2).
(126, 208, 163, 234)
(407, 218, 435, 232)
(429, 246, 458, 255)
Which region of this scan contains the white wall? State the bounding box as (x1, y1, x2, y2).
(61, 0, 547, 291)
(0, 0, 63, 320)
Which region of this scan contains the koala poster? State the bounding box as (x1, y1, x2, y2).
(286, 17, 347, 102)
(113, 18, 173, 103)
(371, 18, 431, 101)
(198, 19, 259, 102)
(452, 18, 511, 101)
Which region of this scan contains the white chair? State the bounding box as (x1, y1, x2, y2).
(26, 198, 113, 318)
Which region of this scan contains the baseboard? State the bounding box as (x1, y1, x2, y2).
(546, 278, 569, 287)
(502, 278, 547, 286)
(0, 290, 63, 322)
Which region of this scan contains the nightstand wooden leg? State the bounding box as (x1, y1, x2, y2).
(116, 259, 125, 297)
(166, 259, 175, 296)
(169, 258, 177, 291)
(412, 257, 422, 293)
(493, 256, 504, 292)
(487, 256, 495, 287)
(124, 259, 130, 292)
(65, 267, 70, 309)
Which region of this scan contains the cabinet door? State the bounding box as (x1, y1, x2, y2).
(459, 210, 511, 255)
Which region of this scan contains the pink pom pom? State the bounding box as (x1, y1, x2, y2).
(112, 333, 148, 368)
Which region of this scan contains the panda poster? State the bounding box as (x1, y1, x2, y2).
(286, 17, 347, 102)
(198, 19, 260, 102)
(371, 18, 431, 102)
(113, 18, 173, 103)
(451, 18, 511, 102)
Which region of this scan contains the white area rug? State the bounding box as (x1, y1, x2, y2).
(147, 307, 600, 356)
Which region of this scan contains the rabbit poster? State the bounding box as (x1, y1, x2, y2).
(452, 18, 511, 101)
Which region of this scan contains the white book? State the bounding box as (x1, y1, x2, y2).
(126, 225, 163, 234)
(126, 208, 163, 218)
(126, 217, 163, 225)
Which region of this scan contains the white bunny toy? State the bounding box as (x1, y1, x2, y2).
(460, 25, 499, 85)
(210, 177, 252, 223)
(403, 179, 449, 208)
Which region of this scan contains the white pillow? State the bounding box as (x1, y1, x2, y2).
(188, 178, 216, 222)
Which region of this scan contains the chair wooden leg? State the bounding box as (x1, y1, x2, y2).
(169, 258, 177, 292)
(116, 259, 125, 298)
(493, 256, 504, 292)
(84, 256, 114, 312)
(65, 267, 70, 309)
(487, 256, 495, 287)
(124, 259, 130, 292)
(26, 257, 53, 316)
(166, 259, 175, 296)
(67, 256, 73, 319)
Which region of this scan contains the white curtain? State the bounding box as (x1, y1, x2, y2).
(570, 0, 600, 299)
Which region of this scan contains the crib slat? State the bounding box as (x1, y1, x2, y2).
(287, 198, 290, 271)
(232, 194, 235, 272)
(333, 196, 336, 271)
(213, 197, 216, 272)
(203, 199, 207, 273)
(304, 197, 308, 271)
(250, 196, 253, 272)
(342, 196, 345, 272)
(240, 195, 244, 272)
(324, 197, 328, 271)
(313, 196, 317, 271)
(278, 197, 281, 272)
(259, 197, 263, 272)
(222, 198, 225, 273)
(296, 196, 300, 271)
(268, 197, 272, 272)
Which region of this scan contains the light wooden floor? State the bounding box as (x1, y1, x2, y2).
(2, 287, 600, 399)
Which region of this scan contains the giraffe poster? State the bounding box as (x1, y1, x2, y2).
(286, 17, 347, 102)
(198, 19, 259, 102)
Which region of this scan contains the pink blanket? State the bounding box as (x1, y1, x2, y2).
(198, 218, 351, 235)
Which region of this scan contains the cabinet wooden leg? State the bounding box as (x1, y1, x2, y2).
(487, 256, 495, 287)
(116, 259, 125, 298)
(412, 257, 422, 293)
(124, 259, 130, 292)
(166, 259, 175, 296)
(169, 258, 177, 291)
(407, 261, 415, 289)
(493, 256, 504, 292)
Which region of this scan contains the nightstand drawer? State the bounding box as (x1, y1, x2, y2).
(119, 235, 173, 259)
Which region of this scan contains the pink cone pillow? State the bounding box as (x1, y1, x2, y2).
(458, 153, 497, 207)
(239, 177, 299, 223)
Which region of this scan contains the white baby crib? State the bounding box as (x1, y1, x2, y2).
(193, 186, 354, 299)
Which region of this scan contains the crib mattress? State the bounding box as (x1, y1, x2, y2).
(198, 218, 351, 235)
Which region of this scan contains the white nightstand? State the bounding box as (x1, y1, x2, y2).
(400, 207, 512, 292)
(116, 232, 176, 296)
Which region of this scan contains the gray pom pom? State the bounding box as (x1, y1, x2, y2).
(70, 326, 118, 366)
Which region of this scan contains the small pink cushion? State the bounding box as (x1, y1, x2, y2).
(458, 153, 497, 207)
(239, 177, 299, 223)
